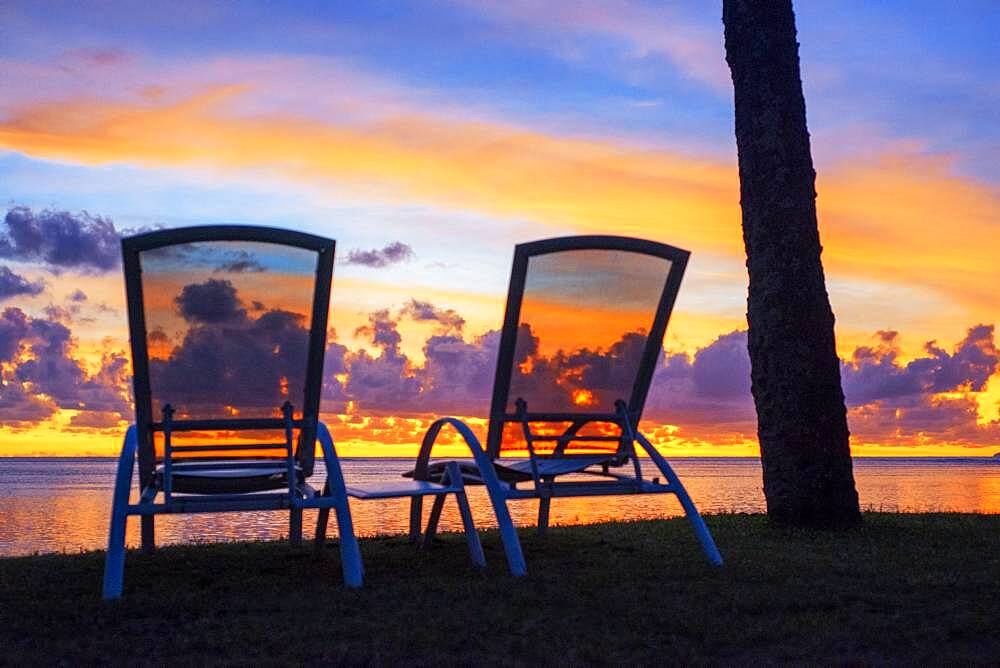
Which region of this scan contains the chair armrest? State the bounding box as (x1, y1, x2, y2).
(112, 425, 140, 507)
(415, 418, 504, 489)
(315, 420, 351, 498)
(633, 431, 683, 488)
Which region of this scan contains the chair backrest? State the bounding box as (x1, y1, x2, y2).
(121, 226, 334, 487)
(485, 236, 689, 459)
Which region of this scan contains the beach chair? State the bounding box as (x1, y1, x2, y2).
(409, 235, 723, 575)
(103, 225, 482, 599)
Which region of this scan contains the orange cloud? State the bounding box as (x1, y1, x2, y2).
(819, 153, 1000, 314)
(0, 86, 742, 250)
(2, 85, 996, 335)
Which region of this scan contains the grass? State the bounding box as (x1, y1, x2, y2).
(1, 513, 998, 665)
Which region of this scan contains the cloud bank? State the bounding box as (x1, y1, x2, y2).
(0, 266, 44, 300)
(0, 207, 121, 273)
(2, 279, 997, 451)
(0, 306, 129, 428)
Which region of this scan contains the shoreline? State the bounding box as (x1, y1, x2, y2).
(2, 454, 999, 460)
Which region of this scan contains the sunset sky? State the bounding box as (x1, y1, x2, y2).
(1, 1, 998, 456)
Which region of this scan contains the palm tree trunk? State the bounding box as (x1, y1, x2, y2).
(723, 0, 861, 527)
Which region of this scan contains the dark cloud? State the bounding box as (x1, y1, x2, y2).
(336, 307, 757, 425)
(149, 327, 170, 343)
(346, 310, 421, 411)
(79, 352, 131, 415)
(0, 382, 56, 428)
(212, 250, 266, 274)
(354, 309, 402, 350)
(847, 393, 1000, 447)
(3, 259, 996, 453)
(836, 326, 1000, 448)
(42, 288, 100, 323)
(14, 317, 88, 406)
(174, 278, 247, 324)
(67, 410, 128, 430)
(415, 330, 499, 415)
(692, 330, 752, 398)
(141, 243, 267, 275)
(149, 312, 310, 417)
(564, 331, 648, 399)
(334, 306, 750, 425)
(644, 325, 1000, 446)
(0, 207, 120, 273)
(0, 307, 30, 363)
(841, 326, 999, 406)
(645, 331, 757, 433)
(345, 241, 414, 268)
(320, 339, 350, 414)
(507, 326, 648, 412)
(339, 304, 497, 415)
(399, 298, 465, 334)
(150, 279, 311, 417)
(0, 307, 129, 427)
(0, 266, 44, 300)
(43, 304, 75, 323)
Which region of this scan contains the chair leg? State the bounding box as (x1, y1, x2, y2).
(102, 504, 129, 600)
(675, 486, 723, 566)
(314, 422, 364, 585)
(446, 461, 485, 568)
(477, 471, 527, 576)
(314, 481, 363, 585)
(103, 433, 137, 600)
(315, 482, 331, 549)
(421, 495, 446, 548)
(456, 492, 486, 567)
(495, 498, 527, 576)
(334, 498, 363, 586)
(537, 496, 551, 536)
(637, 433, 722, 566)
(140, 515, 155, 554)
(289, 507, 303, 547)
(409, 497, 423, 544)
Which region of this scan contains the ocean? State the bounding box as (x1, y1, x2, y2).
(1, 457, 997, 557)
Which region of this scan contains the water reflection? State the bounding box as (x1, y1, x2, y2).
(502, 249, 673, 455)
(1, 458, 997, 556)
(140, 241, 319, 422)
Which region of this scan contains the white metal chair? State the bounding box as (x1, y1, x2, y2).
(103, 225, 482, 599)
(409, 235, 723, 576)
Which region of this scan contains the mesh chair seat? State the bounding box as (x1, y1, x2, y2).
(155, 459, 303, 494)
(500, 455, 616, 478)
(407, 454, 618, 485)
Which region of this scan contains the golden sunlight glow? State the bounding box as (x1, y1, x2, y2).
(1, 87, 996, 329)
(2, 75, 999, 458)
(974, 370, 1000, 427)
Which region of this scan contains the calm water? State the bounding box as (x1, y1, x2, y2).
(1, 457, 997, 557)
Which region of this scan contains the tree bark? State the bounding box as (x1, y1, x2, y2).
(723, 0, 861, 527)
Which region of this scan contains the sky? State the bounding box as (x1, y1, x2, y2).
(1, 0, 998, 457)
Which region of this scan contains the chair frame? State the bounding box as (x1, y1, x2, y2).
(103, 225, 359, 598)
(410, 235, 723, 576)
